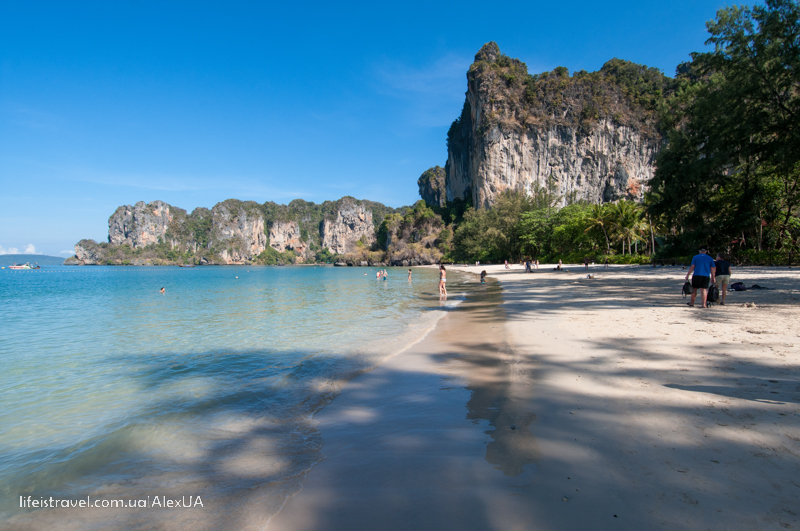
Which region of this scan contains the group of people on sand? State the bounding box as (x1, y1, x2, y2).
(685, 248, 733, 308)
(523, 259, 539, 272)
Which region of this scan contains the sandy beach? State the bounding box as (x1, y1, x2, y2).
(271, 263, 800, 530)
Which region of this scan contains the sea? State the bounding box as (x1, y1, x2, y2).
(0, 265, 463, 525)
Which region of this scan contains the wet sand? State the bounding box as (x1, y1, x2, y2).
(271, 264, 800, 530)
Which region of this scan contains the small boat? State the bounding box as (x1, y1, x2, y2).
(179, 264, 196, 268)
(9, 262, 40, 270)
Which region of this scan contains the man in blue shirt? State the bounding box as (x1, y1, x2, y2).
(684, 248, 716, 308)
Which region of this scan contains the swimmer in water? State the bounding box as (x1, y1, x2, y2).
(159, 287, 165, 294)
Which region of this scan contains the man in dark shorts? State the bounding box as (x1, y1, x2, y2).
(684, 248, 716, 308)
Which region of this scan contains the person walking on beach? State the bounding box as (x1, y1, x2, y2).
(525, 260, 531, 273)
(557, 259, 563, 270)
(504, 260, 509, 269)
(604, 257, 609, 269)
(584, 257, 589, 270)
(714, 253, 732, 305)
(685, 248, 716, 308)
(438, 265, 447, 297)
(535, 259, 539, 270)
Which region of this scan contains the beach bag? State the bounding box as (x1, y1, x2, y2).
(707, 285, 720, 304)
(682, 282, 693, 298)
(730, 282, 747, 291)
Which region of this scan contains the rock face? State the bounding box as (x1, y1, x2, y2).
(108, 201, 175, 248)
(417, 166, 447, 208)
(268, 221, 307, 257)
(71, 196, 400, 265)
(73, 239, 106, 265)
(444, 42, 668, 208)
(322, 199, 375, 254)
(209, 200, 267, 263)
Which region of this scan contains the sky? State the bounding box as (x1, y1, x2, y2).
(1, 0, 733, 256)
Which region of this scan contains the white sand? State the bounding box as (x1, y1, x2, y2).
(271, 263, 800, 530)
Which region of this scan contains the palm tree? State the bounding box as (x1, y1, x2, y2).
(585, 203, 612, 254)
(609, 200, 646, 255)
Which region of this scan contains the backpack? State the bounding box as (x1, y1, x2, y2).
(730, 282, 747, 291)
(707, 284, 720, 304)
(682, 282, 693, 298)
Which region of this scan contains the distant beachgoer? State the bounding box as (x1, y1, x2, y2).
(557, 259, 562, 271)
(376, 270, 381, 280)
(439, 265, 447, 296)
(525, 260, 531, 273)
(584, 257, 589, 270)
(505, 260, 509, 269)
(685, 248, 716, 308)
(383, 269, 387, 281)
(159, 287, 165, 294)
(714, 253, 732, 305)
(476, 261, 480, 267)
(535, 259, 539, 269)
(408, 268, 412, 281)
(604, 258, 609, 269)
(480, 270, 486, 284)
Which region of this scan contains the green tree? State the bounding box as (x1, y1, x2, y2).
(649, 0, 800, 256)
(585, 203, 612, 254)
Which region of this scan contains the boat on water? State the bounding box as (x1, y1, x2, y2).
(9, 262, 40, 270)
(179, 264, 196, 268)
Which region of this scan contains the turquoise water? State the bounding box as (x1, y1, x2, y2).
(0, 265, 462, 522)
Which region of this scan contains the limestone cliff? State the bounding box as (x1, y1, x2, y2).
(72, 239, 106, 265)
(268, 221, 307, 257)
(209, 200, 268, 264)
(417, 166, 447, 208)
(69, 196, 404, 265)
(443, 42, 671, 208)
(108, 201, 178, 248)
(321, 199, 375, 254)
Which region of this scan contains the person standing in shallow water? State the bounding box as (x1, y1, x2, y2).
(438, 265, 447, 297)
(408, 269, 412, 282)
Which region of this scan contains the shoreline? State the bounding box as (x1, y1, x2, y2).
(270, 263, 800, 530)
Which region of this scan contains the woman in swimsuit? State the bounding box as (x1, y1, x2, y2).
(438, 265, 447, 297)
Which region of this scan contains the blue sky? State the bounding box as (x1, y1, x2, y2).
(1, 0, 730, 256)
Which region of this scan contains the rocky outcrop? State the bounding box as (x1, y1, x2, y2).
(322, 200, 375, 254)
(268, 221, 307, 257)
(71, 196, 401, 265)
(444, 42, 668, 208)
(418, 166, 447, 208)
(108, 201, 176, 248)
(72, 239, 106, 265)
(209, 200, 267, 263)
